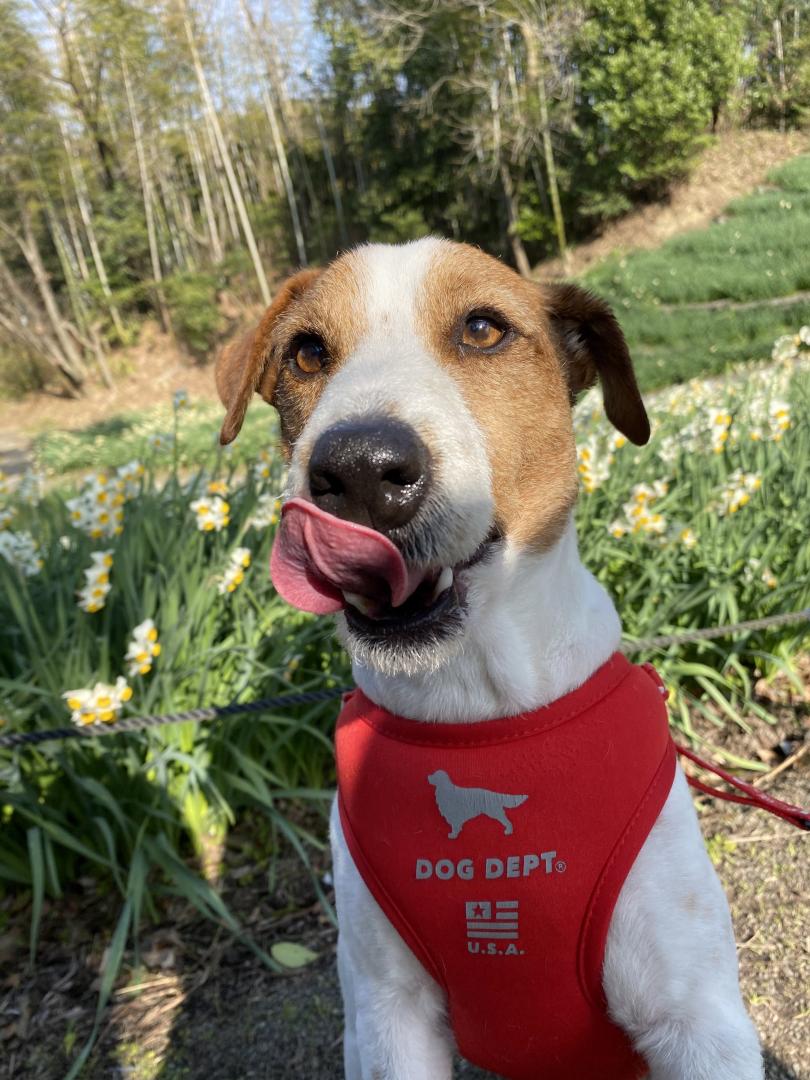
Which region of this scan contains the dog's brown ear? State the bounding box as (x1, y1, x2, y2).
(216, 268, 321, 445)
(542, 282, 650, 446)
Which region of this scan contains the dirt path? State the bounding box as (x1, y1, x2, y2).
(658, 290, 810, 313)
(537, 130, 810, 279)
(0, 431, 31, 478)
(0, 322, 225, 447)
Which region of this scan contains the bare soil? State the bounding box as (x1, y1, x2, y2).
(2, 670, 807, 1080)
(0, 321, 229, 476)
(537, 130, 810, 279)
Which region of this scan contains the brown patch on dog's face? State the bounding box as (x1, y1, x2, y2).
(418, 244, 647, 551)
(215, 254, 367, 451)
(418, 245, 578, 550)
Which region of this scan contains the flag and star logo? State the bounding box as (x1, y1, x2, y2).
(465, 899, 520, 941)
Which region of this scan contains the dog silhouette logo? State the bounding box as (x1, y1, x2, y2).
(427, 770, 528, 839)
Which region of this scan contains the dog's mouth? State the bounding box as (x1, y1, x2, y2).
(270, 497, 500, 644)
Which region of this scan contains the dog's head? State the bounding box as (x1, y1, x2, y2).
(427, 770, 449, 787)
(216, 239, 647, 676)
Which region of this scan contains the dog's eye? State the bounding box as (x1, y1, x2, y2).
(291, 335, 327, 376)
(462, 315, 506, 350)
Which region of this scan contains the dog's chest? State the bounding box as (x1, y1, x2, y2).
(334, 656, 672, 1079)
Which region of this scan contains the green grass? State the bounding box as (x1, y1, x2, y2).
(32, 400, 274, 478)
(584, 155, 810, 389)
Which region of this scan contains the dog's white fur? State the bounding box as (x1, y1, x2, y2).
(281, 240, 763, 1079)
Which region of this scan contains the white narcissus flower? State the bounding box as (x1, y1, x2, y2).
(148, 432, 174, 451)
(717, 471, 762, 516)
(612, 479, 669, 537)
(116, 460, 145, 498)
(707, 408, 732, 454)
(77, 550, 113, 613)
(63, 676, 133, 726)
(253, 449, 273, 484)
(66, 473, 125, 539)
(17, 470, 44, 506)
(0, 531, 44, 576)
(125, 618, 161, 676)
(248, 493, 282, 530)
(191, 496, 230, 532)
(761, 568, 778, 590)
(768, 399, 790, 439)
(218, 547, 251, 595)
(577, 435, 613, 494)
(771, 335, 799, 362)
(679, 528, 697, 550)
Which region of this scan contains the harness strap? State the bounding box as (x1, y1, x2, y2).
(675, 743, 810, 831)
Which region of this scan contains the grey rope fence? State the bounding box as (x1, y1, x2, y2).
(618, 606, 810, 653)
(1, 607, 808, 751)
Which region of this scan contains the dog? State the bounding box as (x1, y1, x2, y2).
(216, 238, 763, 1079)
(427, 770, 528, 838)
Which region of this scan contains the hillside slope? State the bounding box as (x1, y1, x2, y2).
(538, 130, 810, 279)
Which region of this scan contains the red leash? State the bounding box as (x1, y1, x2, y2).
(674, 743, 810, 831)
(639, 664, 809, 831)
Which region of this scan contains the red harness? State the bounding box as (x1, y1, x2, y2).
(336, 654, 674, 1080)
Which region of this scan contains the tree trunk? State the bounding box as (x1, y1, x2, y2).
(1, 213, 88, 391)
(314, 97, 349, 248)
(121, 53, 172, 333)
(155, 159, 191, 270)
(41, 199, 112, 388)
(178, 0, 271, 303)
(60, 173, 91, 282)
(499, 162, 532, 278)
(521, 19, 567, 266)
(54, 16, 119, 191)
(237, 0, 307, 266)
(186, 124, 224, 264)
(0, 308, 82, 396)
(20, 209, 88, 384)
(61, 123, 127, 338)
(773, 18, 787, 133)
(203, 118, 240, 243)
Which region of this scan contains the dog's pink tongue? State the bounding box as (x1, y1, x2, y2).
(270, 497, 424, 615)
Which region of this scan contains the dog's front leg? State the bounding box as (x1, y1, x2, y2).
(603, 769, 764, 1080)
(331, 800, 454, 1080)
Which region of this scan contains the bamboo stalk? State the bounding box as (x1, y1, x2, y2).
(121, 53, 172, 333)
(178, 0, 271, 303)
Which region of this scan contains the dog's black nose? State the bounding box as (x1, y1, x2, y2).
(308, 417, 431, 532)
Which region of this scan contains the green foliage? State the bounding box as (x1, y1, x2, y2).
(584, 155, 810, 388)
(162, 271, 223, 357)
(745, 1, 810, 129)
(611, 301, 810, 390)
(2, 0, 809, 398)
(0, 344, 51, 399)
(572, 0, 744, 220)
(1, 420, 349, 1046)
